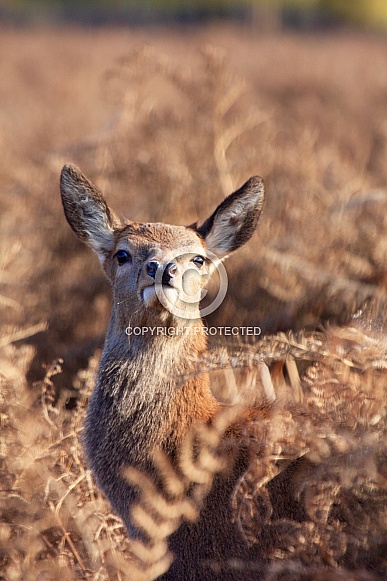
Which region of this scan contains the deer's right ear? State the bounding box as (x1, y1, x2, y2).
(60, 164, 116, 261)
(197, 176, 265, 259)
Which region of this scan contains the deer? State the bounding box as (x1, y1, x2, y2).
(60, 164, 265, 580)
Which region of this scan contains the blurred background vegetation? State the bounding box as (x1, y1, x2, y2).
(1, 0, 387, 30)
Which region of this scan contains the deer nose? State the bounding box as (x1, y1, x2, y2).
(162, 262, 177, 285)
(146, 260, 159, 279)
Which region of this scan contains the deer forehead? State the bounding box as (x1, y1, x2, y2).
(114, 222, 206, 257)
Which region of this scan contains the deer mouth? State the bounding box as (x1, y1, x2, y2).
(142, 284, 179, 310)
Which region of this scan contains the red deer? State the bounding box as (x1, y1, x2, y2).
(60, 164, 265, 579)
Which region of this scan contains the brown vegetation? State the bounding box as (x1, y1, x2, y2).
(1, 25, 387, 579)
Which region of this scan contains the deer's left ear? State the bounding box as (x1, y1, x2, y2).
(197, 176, 265, 259)
(60, 164, 118, 262)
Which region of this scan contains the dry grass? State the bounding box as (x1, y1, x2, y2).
(1, 24, 387, 579)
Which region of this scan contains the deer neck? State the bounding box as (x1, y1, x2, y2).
(97, 313, 220, 456)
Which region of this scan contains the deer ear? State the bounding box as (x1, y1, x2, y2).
(197, 176, 265, 259)
(60, 164, 116, 261)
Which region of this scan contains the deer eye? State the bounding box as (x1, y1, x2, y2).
(192, 255, 204, 268)
(114, 250, 131, 265)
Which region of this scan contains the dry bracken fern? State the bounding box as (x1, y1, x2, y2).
(0, 345, 135, 580)
(122, 303, 386, 579)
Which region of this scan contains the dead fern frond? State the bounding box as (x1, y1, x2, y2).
(0, 346, 133, 579)
(122, 309, 386, 578)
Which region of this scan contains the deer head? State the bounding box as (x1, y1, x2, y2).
(60, 164, 265, 333)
